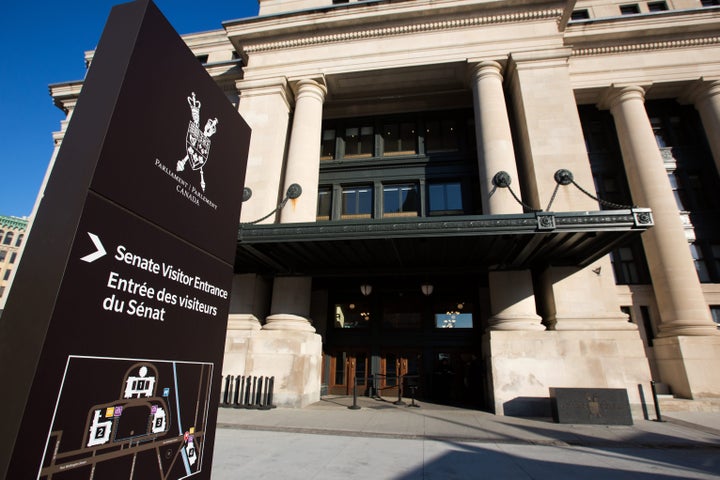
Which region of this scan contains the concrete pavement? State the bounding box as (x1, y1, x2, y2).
(211, 395, 720, 479)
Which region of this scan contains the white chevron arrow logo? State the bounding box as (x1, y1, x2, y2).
(80, 232, 107, 263)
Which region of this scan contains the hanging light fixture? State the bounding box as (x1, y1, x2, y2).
(420, 283, 434, 296)
(360, 284, 373, 296)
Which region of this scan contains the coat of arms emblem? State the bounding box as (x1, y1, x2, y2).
(176, 92, 218, 192)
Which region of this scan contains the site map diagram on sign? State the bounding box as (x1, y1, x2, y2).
(39, 356, 213, 479)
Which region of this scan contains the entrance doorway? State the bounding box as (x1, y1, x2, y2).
(321, 276, 486, 408)
(327, 350, 369, 396)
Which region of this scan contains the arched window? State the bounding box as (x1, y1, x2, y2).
(3, 231, 13, 245)
(15, 233, 24, 247)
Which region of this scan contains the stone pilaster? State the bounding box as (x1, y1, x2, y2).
(236, 77, 292, 224)
(682, 79, 720, 176)
(601, 85, 719, 337)
(470, 60, 543, 331)
(280, 77, 327, 223)
(508, 50, 631, 331)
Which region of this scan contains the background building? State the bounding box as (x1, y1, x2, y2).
(48, 0, 720, 416)
(0, 216, 28, 309)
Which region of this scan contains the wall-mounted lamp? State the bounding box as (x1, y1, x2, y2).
(360, 284, 373, 296)
(421, 284, 434, 296)
(240, 183, 303, 225)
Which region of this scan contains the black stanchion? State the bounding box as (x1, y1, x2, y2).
(393, 375, 406, 406)
(407, 385, 420, 408)
(348, 376, 361, 410)
(650, 380, 664, 422)
(256, 376, 264, 407)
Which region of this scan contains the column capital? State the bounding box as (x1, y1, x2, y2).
(289, 76, 328, 104)
(678, 77, 720, 105)
(468, 60, 505, 83)
(236, 76, 292, 110)
(597, 84, 648, 111)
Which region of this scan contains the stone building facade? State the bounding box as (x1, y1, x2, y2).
(50, 0, 720, 416)
(0, 216, 28, 309)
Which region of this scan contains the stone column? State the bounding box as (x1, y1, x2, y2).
(601, 85, 718, 337)
(236, 77, 292, 224)
(470, 60, 543, 331)
(507, 50, 633, 331)
(280, 77, 327, 223)
(684, 79, 720, 175)
(264, 277, 316, 332)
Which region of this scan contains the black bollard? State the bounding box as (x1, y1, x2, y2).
(650, 380, 664, 422)
(348, 376, 361, 410)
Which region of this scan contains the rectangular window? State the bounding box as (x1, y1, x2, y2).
(428, 182, 463, 215)
(701, 0, 720, 5)
(711, 306, 720, 328)
(383, 298, 422, 329)
(334, 303, 371, 329)
(9, 252, 17, 264)
(383, 183, 419, 218)
(571, 9, 590, 19)
(435, 300, 473, 328)
(690, 243, 711, 282)
(342, 186, 373, 219)
(0, 251, 6, 262)
(343, 126, 374, 158)
(3, 269, 11, 281)
(424, 119, 458, 153)
(647, 1, 668, 11)
(620, 4, 640, 14)
(321, 129, 336, 161)
(382, 122, 417, 156)
(640, 306, 655, 346)
(317, 187, 332, 221)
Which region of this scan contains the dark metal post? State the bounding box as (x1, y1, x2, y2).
(348, 376, 361, 410)
(650, 380, 664, 422)
(237, 376, 243, 407)
(222, 375, 232, 406)
(255, 376, 264, 407)
(393, 374, 406, 406)
(267, 376, 275, 409)
(244, 376, 252, 407)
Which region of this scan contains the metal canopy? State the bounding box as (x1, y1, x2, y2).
(235, 208, 653, 276)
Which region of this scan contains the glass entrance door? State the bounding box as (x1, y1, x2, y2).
(377, 351, 422, 399)
(327, 350, 369, 396)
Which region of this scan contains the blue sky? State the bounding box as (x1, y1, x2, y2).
(0, 0, 259, 218)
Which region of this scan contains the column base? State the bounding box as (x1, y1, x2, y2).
(263, 313, 316, 332)
(222, 328, 322, 408)
(548, 313, 637, 331)
(227, 313, 262, 331)
(484, 330, 652, 418)
(488, 313, 546, 331)
(653, 335, 720, 399)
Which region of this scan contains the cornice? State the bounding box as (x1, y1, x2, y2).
(572, 35, 720, 56)
(242, 8, 564, 54)
(0, 216, 28, 230)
